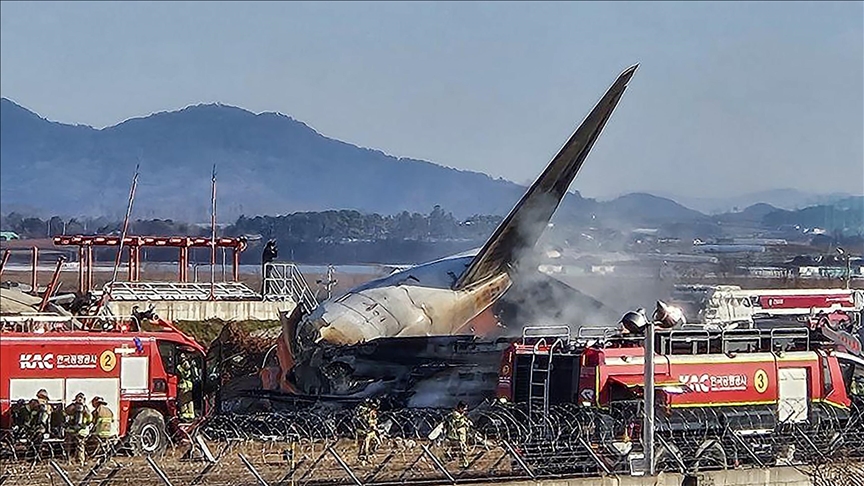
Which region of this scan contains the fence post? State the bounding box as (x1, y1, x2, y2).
(48, 461, 74, 486)
(501, 441, 535, 479)
(78, 448, 114, 486)
(95, 465, 122, 486)
(190, 463, 218, 486)
(395, 448, 426, 482)
(193, 435, 217, 463)
(456, 449, 487, 478)
(146, 455, 175, 486)
(643, 321, 656, 476)
(276, 457, 306, 486)
(653, 433, 687, 473)
(327, 446, 363, 486)
(364, 451, 395, 484)
(420, 444, 456, 484)
(239, 453, 271, 486)
(296, 446, 330, 484)
(578, 436, 612, 475)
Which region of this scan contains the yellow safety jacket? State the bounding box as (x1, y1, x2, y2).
(445, 411, 471, 442)
(92, 405, 114, 438)
(177, 360, 198, 393)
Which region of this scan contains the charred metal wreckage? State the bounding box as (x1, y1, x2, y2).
(260, 65, 640, 403)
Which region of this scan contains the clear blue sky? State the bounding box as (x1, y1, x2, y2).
(1, 1, 861, 200)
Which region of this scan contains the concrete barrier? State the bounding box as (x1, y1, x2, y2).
(487, 466, 810, 486)
(111, 299, 294, 322)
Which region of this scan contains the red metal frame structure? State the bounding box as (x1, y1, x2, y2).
(53, 235, 248, 293)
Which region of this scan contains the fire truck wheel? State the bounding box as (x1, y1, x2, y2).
(128, 408, 168, 456)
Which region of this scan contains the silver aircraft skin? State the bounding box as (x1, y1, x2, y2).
(274, 65, 638, 395)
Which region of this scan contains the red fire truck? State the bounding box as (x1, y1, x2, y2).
(498, 322, 863, 413)
(0, 314, 207, 456)
(496, 320, 864, 468)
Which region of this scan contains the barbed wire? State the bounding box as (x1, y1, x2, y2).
(4, 399, 864, 485)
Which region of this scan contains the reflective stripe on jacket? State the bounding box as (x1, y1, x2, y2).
(92, 405, 115, 438)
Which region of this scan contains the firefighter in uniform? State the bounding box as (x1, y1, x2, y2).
(354, 398, 379, 463)
(851, 374, 864, 397)
(11, 399, 29, 436)
(444, 401, 473, 468)
(27, 390, 53, 443)
(64, 393, 91, 466)
(90, 396, 115, 453)
(176, 352, 199, 421)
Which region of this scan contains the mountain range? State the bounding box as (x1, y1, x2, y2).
(661, 189, 858, 215)
(0, 98, 854, 227)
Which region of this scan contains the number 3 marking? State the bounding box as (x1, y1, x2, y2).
(754, 369, 769, 394)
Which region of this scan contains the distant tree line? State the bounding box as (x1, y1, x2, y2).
(0, 206, 502, 243)
(0, 207, 503, 265)
(0, 212, 208, 239)
(226, 205, 502, 243)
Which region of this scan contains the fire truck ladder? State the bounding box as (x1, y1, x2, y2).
(523, 326, 570, 432)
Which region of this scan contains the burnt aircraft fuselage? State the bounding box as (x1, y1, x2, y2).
(268, 65, 639, 402)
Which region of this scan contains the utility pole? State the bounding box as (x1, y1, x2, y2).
(643, 322, 656, 476)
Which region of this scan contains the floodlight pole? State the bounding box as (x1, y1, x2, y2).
(643, 322, 656, 476)
(210, 165, 217, 301)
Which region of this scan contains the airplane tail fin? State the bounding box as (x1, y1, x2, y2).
(453, 65, 637, 290)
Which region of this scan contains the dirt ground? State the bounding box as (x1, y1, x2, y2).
(0, 437, 520, 486)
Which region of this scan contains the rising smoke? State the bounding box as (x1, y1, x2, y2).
(495, 190, 627, 335)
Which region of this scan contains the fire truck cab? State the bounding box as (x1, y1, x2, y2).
(0, 314, 207, 456)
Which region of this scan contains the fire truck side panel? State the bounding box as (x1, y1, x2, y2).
(597, 349, 829, 408)
(0, 332, 199, 436)
(819, 351, 852, 408)
(777, 367, 808, 422)
(758, 293, 858, 314)
(1, 336, 129, 434)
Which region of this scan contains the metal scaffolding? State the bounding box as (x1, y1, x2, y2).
(262, 262, 319, 313)
(103, 281, 261, 301)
